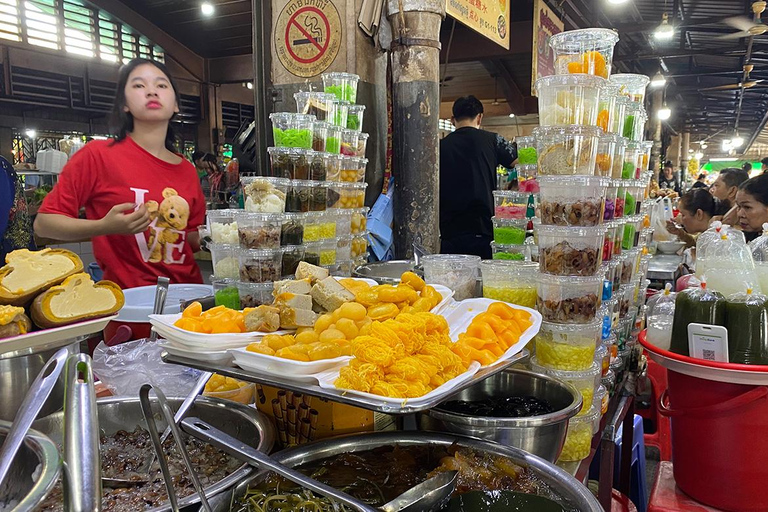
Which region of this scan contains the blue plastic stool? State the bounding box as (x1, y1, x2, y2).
(588, 414, 647, 512)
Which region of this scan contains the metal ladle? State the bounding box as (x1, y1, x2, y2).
(181, 417, 458, 512)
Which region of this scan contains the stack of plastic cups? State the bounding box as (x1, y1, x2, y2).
(513, 135, 538, 193)
(492, 190, 537, 260)
(530, 27, 620, 473)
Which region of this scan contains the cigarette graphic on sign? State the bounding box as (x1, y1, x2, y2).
(293, 14, 324, 46)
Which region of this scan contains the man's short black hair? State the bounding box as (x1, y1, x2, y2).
(761, 157, 768, 167)
(743, 162, 753, 172)
(664, 160, 673, 169)
(718, 167, 750, 189)
(697, 173, 706, 180)
(452, 96, 484, 122)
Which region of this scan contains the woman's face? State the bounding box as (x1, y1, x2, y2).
(663, 167, 673, 178)
(736, 189, 768, 232)
(678, 206, 709, 235)
(123, 64, 178, 123)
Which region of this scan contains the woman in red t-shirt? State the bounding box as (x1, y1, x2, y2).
(35, 58, 206, 289)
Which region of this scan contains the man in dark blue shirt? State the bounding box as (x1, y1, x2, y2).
(439, 96, 517, 259)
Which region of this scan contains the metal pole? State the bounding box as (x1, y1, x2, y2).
(387, 0, 444, 258)
(251, 0, 270, 174)
(650, 88, 663, 175)
(680, 131, 690, 183)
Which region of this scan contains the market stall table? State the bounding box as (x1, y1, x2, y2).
(646, 254, 682, 286)
(649, 462, 725, 511)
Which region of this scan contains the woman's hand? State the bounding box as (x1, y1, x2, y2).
(666, 219, 683, 236)
(99, 203, 151, 235)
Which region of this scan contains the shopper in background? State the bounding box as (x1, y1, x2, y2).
(35, 58, 205, 289)
(0, 155, 36, 261)
(691, 173, 708, 189)
(736, 173, 768, 243)
(761, 157, 768, 173)
(666, 188, 718, 248)
(658, 161, 681, 195)
(743, 162, 753, 175)
(439, 95, 518, 259)
(710, 167, 750, 226)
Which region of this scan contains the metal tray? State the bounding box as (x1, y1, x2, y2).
(161, 350, 528, 414)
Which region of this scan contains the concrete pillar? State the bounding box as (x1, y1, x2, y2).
(650, 89, 663, 175)
(387, 0, 444, 258)
(680, 132, 690, 183)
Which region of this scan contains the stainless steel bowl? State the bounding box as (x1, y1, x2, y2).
(353, 260, 419, 284)
(32, 395, 275, 512)
(0, 422, 60, 512)
(203, 431, 601, 512)
(0, 341, 79, 422)
(418, 369, 582, 462)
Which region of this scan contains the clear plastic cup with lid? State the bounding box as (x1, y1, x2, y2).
(281, 244, 306, 276)
(492, 217, 528, 245)
(336, 235, 353, 260)
(596, 83, 626, 134)
(423, 254, 481, 301)
(609, 73, 651, 103)
(595, 135, 618, 177)
(324, 152, 342, 181)
(533, 125, 601, 176)
(239, 248, 283, 283)
(328, 182, 367, 209)
(534, 318, 602, 371)
(611, 136, 628, 179)
(347, 104, 366, 131)
(490, 242, 531, 261)
(329, 100, 349, 128)
(280, 212, 305, 246)
(350, 207, 368, 234)
(238, 282, 273, 308)
(536, 273, 603, 324)
(623, 101, 645, 141)
(356, 132, 369, 158)
(334, 209, 353, 236)
(241, 176, 289, 213)
(294, 91, 335, 121)
(236, 212, 282, 249)
(210, 243, 241, 279)
(515, 135, 537, 165)
(311, 121, 328, 152)
(322, 72, 360, 102)
(538, 176, 608, 227)
(340, 129, 359, 157)
(285, 180, 312, 213)
(340, 156, 366, 183)
(207, 209, 239, 244)
(549, 28, 619, 78)
(269, 113, 314, 149)
(538, 225, 606, 276)
(325, 124, 343, 154)
(534, 74, 605, 126)
(308, 151, 327, 181)
(308, 180, 328, 212)
(493, 191, 529, 220)
(351, 234, 368, 260)
(530, 356, 601, 415)
(480, 260, 538, 307)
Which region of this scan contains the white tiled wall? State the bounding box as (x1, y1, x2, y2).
(47, 241, 96, 268)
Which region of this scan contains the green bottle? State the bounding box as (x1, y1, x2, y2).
(726, 289, 768, 365)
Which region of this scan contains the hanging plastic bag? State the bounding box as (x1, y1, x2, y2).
(651, 198, 674, 242)
(646, 284, 676, 351)
(726, 286, 768, 365)
(696, 224, 758, 297)
(92, 339, 202, 397)
(749, 223, 768, 295)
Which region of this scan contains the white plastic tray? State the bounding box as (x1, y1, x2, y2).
(229, 347, 351, 376)
(430, 284, 455, 314)
(442, 298, 542, 369)
(315, 361, 482, 407)
(149, 313, 292, 350)
(158, 339, 234, 364)
(0, 315, 116, 355)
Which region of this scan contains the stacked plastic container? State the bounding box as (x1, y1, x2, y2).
(255, 72, 369, 276)
(526, 27, 627, 472)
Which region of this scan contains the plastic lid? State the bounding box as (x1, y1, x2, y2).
(609, 73, 651, 89)
(534, 73, 606, 94)
(322, 71, 360, 80)
(533, 125, 603, 138)
(536, 224, 607, 237)
(348, 104, 366, 113)
(117, 284, 213, 322)
(358, 132, 370, 140)
(548, 28, 619, 50)
(537, 175, 609, 188)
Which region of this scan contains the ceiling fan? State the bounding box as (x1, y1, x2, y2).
(718, 1, 767, 39)
(698, 64, 767, 91)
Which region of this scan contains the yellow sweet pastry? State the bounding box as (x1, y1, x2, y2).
(0, 305, 32, 339)
(0, 248, 83, 306)
(31, 273, 123, 328)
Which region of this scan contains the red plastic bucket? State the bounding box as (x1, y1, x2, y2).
(659, 370, 768, 511)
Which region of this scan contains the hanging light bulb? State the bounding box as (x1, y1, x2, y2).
(657, 103, 671, 120)
(655, 13, 674, 40)
(732, 134, 744, 148)
(607, 0, 630, 4)
(650, 71, 667, 88)
(694, 151, 704, 160)
(201, 2, 215, 16)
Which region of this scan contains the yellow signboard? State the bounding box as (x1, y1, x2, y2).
(446, 0, 510, 50)
(531, 0, 564, 93)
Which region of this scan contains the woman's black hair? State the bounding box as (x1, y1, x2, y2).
(109, 58, 180, 152)
(679, 188, 717, 217)
(739, 173, 768, 206)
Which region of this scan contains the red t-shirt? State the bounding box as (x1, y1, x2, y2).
(39, 137, 205, 288)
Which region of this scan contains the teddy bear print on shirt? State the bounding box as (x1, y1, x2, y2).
(145, 187, 190, 263)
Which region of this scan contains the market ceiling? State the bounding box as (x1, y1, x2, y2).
(124, 0, 767, 151)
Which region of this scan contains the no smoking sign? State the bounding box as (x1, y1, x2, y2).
(275, 0, 342, 78)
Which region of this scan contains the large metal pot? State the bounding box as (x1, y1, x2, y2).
(0, 341, 79, 422)
(353, 260, 418, 284)
(203, 431, 601, 512)
(418, 369, 582, 462)
(32, 395, 275, 512)
(0, 422, 60, 512)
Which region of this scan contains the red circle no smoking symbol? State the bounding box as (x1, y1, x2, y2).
(286, 7, 329, 64)
(275, 1, 341, 77)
